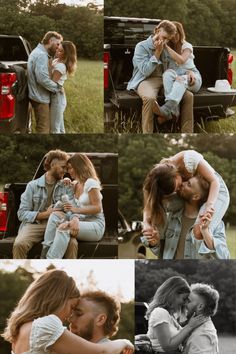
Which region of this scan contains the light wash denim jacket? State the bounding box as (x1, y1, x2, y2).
(17, 174, 74, 228)
(27, 44, 60, 103)
(148, 207, 230, 260)
(127, 35, 164, 91)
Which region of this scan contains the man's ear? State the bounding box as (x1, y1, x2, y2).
(192, 193, 201, 202)
(95, 313, 107, 327)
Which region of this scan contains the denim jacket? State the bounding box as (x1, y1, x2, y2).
(149, 207, 230, 260)
(127, 36, 164, 91)
(17, 174, 74, 227)
(27, 44, 60, 103)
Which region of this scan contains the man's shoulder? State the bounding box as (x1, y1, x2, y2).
(136, 36, 153, 49)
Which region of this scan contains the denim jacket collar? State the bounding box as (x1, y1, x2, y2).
(147, 35, 155, 50)
(36, 174, 63, 188)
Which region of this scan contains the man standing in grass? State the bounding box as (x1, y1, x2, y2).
(28, 31, 63, 133)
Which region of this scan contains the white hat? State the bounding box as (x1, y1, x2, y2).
(208, 80, 236, 93)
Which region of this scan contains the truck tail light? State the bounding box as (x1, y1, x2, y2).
(227, 54, 233, 85)
(104, 52, 110, 90)
(0, 72, 17, 119)
(0, 192, 8, 232)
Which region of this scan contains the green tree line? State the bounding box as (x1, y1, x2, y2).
(0, 265, 133, 354)
(0, 0, 103, 59)
(135, 259, 236, 335)
(105, 0, 236, 48)
(0, 134, 117, 185)
(118, 134, 236, 225)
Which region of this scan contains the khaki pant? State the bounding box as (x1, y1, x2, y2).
(13, 222, 78, 259)
(137, 77, 163, 133)
(30, 100, 50, 134)
(137, 78, 194, 133)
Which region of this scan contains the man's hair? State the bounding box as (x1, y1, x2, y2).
(191, 283, 219, 317)
(194, 174, 210, 206)
(154, 20, 176, 37)
(81, 290, 121, 337)
(41, 31, 63, 45)
(43, 149, 69, 171)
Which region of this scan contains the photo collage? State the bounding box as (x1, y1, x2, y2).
(0, 0, 236, 353)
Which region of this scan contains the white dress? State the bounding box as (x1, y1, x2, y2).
(12, 315, 65, 354)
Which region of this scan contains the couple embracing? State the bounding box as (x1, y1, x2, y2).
(136, 276, 219, 353)
(28, 31, 77, 134)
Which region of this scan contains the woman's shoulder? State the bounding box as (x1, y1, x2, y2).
(151, 307, 170, 318)
(31, 314, 65, 349)
(84, 178, 101, 191)
(182, 41, 193, 51)
(52, 60, 66, 73)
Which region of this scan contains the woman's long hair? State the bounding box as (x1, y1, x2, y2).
(2, 269, 80, 343)
(146, 276, 190, 319)
(143, 163, 178, 226)
(68, 153, 100, 184)
(61, 40, 77, 75)
(169, 21, 186, 53)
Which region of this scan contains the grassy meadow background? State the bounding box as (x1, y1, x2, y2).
(31, 59, 103, 133)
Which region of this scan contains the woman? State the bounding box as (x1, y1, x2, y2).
(41, 153, 105, 259)
(2, 269, 134, 354)
(143, 150, 229, 239)
(154, 22, 202, 125)
(50, 40, 77, 133)
(146, 276, 205, 353)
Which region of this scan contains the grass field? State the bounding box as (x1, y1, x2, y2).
(32, 59, 103, 133)
(146, 226, 236, 259)
(218, 335, 236, 354)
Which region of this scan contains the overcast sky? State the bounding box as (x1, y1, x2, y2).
(59, 0, 104, 5)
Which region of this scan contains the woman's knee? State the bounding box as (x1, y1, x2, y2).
(163, 69, 176, 80)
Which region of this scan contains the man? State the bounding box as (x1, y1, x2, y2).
(127, 20, 194, 133)
(183, 283, 220, 354)
(143, 175, 230, 259)
(69, 290, 121, 343)
(13, 149, 78, 259)
(28, 31, 63, 133)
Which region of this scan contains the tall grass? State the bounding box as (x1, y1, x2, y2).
(31, 59, 103, 133)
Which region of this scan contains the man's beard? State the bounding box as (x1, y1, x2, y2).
(48, 46, 56, 57)
(77, 319, 95, 341)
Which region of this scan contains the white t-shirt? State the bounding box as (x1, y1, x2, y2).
(180, 41, 196, 70)
(74, 178, 103, 212)
(147, 307, 181, 351)
(52, 59, 67, 86)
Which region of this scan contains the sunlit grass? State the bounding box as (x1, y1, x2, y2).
(31, 59, 103, 133)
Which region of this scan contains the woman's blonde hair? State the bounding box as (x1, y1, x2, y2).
(143, 163, 178, 226)
(146, 276, 190, 319)
(62, 41, 77, 75)
(172, 21, 186, 44)
(2, 269, 80, 343)
(67, 153, 100, 184)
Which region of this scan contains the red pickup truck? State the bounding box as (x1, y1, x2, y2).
(0, 35, 31, 133)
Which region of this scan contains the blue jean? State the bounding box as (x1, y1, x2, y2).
(43, 211, 105, 259)
(163, 69, 202, 106)
(197, 172, 230, 233)
(50, 91, 66, 133)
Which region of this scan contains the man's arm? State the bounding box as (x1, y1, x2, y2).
(17, 183, 39, 223)
(134, 41, 162, 77)
(35, 54, 60, 93)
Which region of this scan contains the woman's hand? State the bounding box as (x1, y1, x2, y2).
(63, 177, 73, 186)
(187, 70, 196, 86)
(69, 217, 80, 238)
(143, 226, 160, 247)
(188, 313, 207, 329)
(63, 202, 75, 213)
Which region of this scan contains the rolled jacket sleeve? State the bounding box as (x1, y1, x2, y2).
(17, 184, 39, 224)
(134, 42, 162, 77)
(35, 54, 60, 93)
